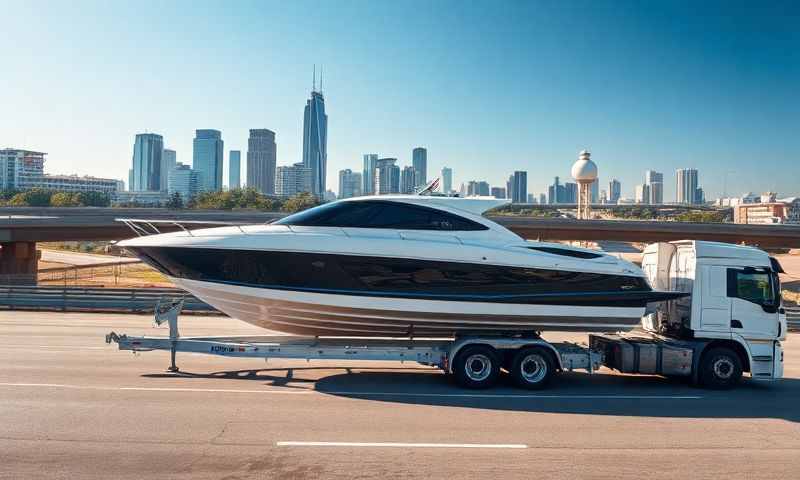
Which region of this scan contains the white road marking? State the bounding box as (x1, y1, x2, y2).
(0, 383, 703, 399)
(276, 441, 528, 449)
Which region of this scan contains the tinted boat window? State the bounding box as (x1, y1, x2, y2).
(527, 246, 602, 259)
(276, 200, 487, 231)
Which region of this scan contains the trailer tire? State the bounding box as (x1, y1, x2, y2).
(511, 347, 555, 390)
(453, 345, 500, 389)
(699, 347, 742, 389)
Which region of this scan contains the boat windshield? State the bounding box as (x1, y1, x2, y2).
(275, 200, 488, 231)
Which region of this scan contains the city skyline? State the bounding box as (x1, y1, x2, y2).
(2, 2, 798, 199)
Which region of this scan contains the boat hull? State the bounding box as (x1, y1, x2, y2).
(175, 278, 645, 336)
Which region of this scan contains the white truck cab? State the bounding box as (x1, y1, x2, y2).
(636, 240, 785, 386)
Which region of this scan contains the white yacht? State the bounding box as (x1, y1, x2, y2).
(118, 195, 682, 337)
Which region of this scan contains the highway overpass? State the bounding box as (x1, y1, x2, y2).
(2, 206, 799, 283)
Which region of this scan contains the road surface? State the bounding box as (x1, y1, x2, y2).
(39, 249, 140, 267)
(1, 312, 799, 479)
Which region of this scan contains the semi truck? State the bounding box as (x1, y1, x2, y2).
(107, 240, 786, 390)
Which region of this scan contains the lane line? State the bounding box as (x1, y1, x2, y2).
(276, 441, 528, 449)
(0, 383, 703, 399)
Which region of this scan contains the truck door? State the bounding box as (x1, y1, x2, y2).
(699, 265, 731, 332)
(727, 268, 779, 339)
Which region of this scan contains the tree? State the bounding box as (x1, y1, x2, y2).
(50, 192, 82, 207)
(166, 192, 184, 209)
(281, 192, 320, 213)
(7, 189, 52, 206)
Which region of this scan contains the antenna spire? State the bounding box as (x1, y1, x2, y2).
(320, 65, 323, 92)
(312, 64, 316, 91)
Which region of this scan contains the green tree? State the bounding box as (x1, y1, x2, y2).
(165, 192, 184, 209)
(281, 192, 320, 213)
(7, 189, 52, 206)
(50, 192, 82, 207)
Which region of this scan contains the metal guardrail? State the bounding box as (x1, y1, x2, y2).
(0, 286, 220, 314)
(787, 307, 800, 332)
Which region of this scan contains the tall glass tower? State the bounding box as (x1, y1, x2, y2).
(131, 133, 163, 192)
(362, 154, 378, 195)
(412, 147, 427, 187)
(247, 129, 277, 194)
(192, 129, 224, 192)
(229, 150, 241, 189)
(302, 73, 328, 197)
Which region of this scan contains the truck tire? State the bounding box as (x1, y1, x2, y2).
(699, 347, 743, 389)
(453, 345, 500, 389)
(511, 347, 555, 390)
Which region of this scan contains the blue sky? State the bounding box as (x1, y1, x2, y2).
(2, 0, 798, 200)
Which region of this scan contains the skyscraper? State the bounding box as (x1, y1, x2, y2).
(362, 154, 378, 195)
(590, 178, 600, 203)
(247, 129, 277, 195)
(635, 184, 651, 204)
(192, 129, 223, 192)
(375, 158, 400, 194)
(676, 168, 699, 204)
(564, 182, 578, 203)
(302, 74, 328, 196)
(338, 169, 362, 199)
(645, 170, 664, 204)
(131, 133, 163, 192)
(168, 162, 199, 201)
(275, 162, 312, 197)
(467, 180, 490, 197)
(161, 149, 176, 192)
(511, 171, 527, 204)
(441, 167, 453, 194)
(491, 187, 506, 199)
(412, 147, 427, 187)
(229, 150, 241, 189)
(609, 179, 622, 204)
(400, 166, 416, 194)
(548, 176, 563, 204)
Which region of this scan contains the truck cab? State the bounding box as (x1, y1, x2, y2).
(640, 240, 785, 386)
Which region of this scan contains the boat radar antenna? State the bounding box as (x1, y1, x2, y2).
(416, 178, 440, 195)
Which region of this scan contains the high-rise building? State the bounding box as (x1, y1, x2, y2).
(527, 193, 536, 204)
(539, 193, 546, 204)
(609, 178, 622, 204)
(160, 149, 176, 192)
(590, 178, 600, 203)
(362, 154, 378, 195)
(0, 149, 45, 190)
(511, 171, 527, 204)
(302, 77, 328, 196)
(412, 147, 427, 187)
(275, 162, 312, 197)
(168, 162, 199, 201)
(338, 169, 362, 199)
(564, 182, 578, 203)
(128, 169, 133, 191)
(131, 133, 163, 192)
(247, 129, 277, 195)
(400, 166, 417, 194)
(635, 184, 651, 204)
(375, 158, 400, 195)
(649, 181, 663, 205)
(192, 129, 224, 192)
(548, 176, 564, 204)
(645, 170, 664, 204)
(467, 180, 490, 197)
(491, 187, 506, 199)
(676, 168, 699, 204)
(441, 167, 453, 194)
(229, 150, 241, 189)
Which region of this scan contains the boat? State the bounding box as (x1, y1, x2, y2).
(117, 195, 684, 337)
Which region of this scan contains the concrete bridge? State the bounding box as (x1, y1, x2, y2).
(2, 206, 799, 284)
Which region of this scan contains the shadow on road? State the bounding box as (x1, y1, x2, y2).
(143, 365, 800, 422)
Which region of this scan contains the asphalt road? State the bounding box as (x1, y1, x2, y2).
(1, 312, 799, 479)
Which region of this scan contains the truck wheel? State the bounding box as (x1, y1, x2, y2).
(700, 347, 743, 389)
(511, 347, 555, 390)
(453, 345, 500, 389)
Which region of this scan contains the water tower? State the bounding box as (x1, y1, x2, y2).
(571, 149, 598, 220)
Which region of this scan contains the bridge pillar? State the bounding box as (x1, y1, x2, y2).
(0, 241, 40, 285)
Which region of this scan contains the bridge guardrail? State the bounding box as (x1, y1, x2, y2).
(0, 286, 220, 314)
(787, 307, 800, 332)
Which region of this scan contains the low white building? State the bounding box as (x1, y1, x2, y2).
(275, 163, 313, 197)
(168, 163, 199, 201)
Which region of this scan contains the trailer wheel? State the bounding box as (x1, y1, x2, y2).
(699, 347, 742, 389)
(453, 345, 500, 389)
(511, 347, 555, 390)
